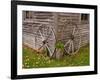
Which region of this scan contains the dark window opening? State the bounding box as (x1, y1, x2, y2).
(25, 11, 33, 19)
(81, 14, 89, 21)
(26, 11, 29, 19)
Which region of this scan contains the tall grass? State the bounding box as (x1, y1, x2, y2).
(23, 45, 89, 68)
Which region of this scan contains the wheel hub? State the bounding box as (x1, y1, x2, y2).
(43, 40, 47, 44)
(71, 34, 74, 40)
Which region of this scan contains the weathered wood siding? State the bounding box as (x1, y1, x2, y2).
(23, 11, 56, 49)
(23, 11, 89, 49)
(78, 24, 89, 46)
(56, 13, 89, 47)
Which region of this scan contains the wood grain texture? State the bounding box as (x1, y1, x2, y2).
(22, 11, 89, 50)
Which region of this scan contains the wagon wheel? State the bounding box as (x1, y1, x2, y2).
(64, 23, 81, 55)
(35, 24, 56, 57)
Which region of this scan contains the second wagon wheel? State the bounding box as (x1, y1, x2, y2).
(64, 23, 81, 55)
(35, 24, 56, 57)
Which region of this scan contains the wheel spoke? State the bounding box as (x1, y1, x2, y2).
(68, 40, 72, 53)
(39, 30, 45, 41)
(73, 28, 80, 37)
(64, 40, 71, 47)
(45, 31, 52, 42)
(45, 27, 56, 42)
(51, 27, 56, 39)
(45, 44, 52, 56)
(72, 27, 76, 35)
(38, 44, 45, 50)
(71, 40, 74, 54)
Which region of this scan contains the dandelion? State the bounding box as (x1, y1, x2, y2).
(25, 62, 27, 65)
(38, 57, 40, 60)
(36, 62, 39, 64)
(26, 58, 29, 61)
(48, 60, 51, 63)
(26, 56, 29, 58)
(27, 65, 30, 68)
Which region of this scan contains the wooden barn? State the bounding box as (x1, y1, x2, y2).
(22, 11, 89, 57)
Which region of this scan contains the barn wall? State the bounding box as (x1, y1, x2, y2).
(78, 24, 89, 47)
(22, 11, 89, 49)
(22, 11, 56, 49)
(57, 13, 89, 47)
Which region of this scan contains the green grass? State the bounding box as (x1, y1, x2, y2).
(22, 45, 89, 68)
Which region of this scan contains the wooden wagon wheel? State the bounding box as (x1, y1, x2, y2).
(35, 24, 56, 57)
(64, 23, 81, 55)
